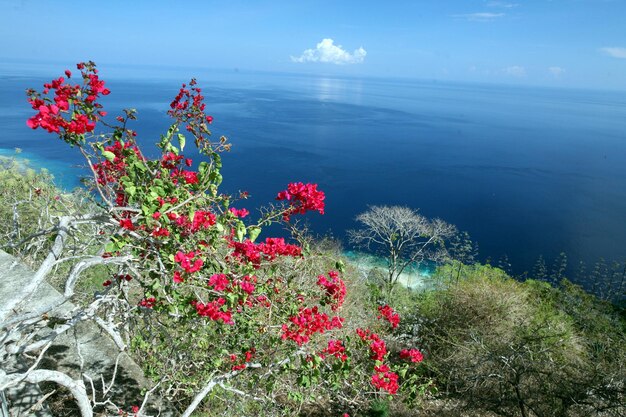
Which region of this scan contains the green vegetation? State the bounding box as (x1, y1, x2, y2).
(390, 264, 625, 417)
(2, 160, 625, 416)
(0, 154, 113, 298)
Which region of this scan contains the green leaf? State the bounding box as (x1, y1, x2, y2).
(297, 375, 310, 387)
(125, 185, 136, 197)
(104, 241, 118, 253)
(248, 227, 261, 242)
(213, 153, 222, 169)
(102, 151, 116, 162)
(226, 293, 237, 305)
(177, 133, 186, 152)
(236, 223, 246, 242)
(132, 160, 147, 172)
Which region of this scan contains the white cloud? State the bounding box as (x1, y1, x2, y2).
(291, 38, 367, 65)
(486, 1, 518, 8)
(503, 65, 526, 77)
(548, 66, 565, 77)
(600, 47, 626, 59)
(453, 12, 505, 21)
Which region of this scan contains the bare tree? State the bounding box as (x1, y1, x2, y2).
(348, 205, 456, 291)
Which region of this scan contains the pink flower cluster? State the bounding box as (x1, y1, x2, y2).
(162, 210, 216, 234)
(168, 79, 206, 115)
(276, 182, 325, 221)
(161, 152, 184, 169)
(167, 79, 213, 140)
(238, 275, 256, 295)
(208, 273, 230, 291)
(26, 62, 108, 136)
(317, 271, 347, 311)
(206, 274, 257, 296)
(230, 348, 256, 371)
(399, 348, 424, 363)
(281, 307, 344, 346)
(192, 298, 233, 324)
(139, 297, 156, 309)
(119, 218, 135, 230)
(320, 339, 348, 362)
(174, 251, 204, 273)
(170, 169, 198, 185)
(229, 207, 250, 218)
(371, 364, 399, 395)
(93, 140, 142, 185)
(377, 305, 400, 329)
(356, 328, 401, 394)
(356, 328, 388, 361)
(230, 237, 301, 268)
(191, 211, 217, 232)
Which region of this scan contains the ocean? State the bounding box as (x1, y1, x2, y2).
(2, 63, 626, 282)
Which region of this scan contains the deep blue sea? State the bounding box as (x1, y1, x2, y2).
(2, 63, 626, 280)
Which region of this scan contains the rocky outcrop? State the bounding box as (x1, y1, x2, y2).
(0, 250, 153, 416)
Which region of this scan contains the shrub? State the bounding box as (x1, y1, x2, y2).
(1, 62, 427, 417)
(409, 264, 625, 417)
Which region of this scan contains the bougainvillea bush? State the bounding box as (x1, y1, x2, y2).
(19, 61, 428, 416)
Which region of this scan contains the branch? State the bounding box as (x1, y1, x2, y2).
(93, 317, 127, 351)
(9, 295, 111, 354)
(64, 255, 133, 298)
(180, 371, 222, 417)
(217, 382, 264, 401)
(0, 369, 92, 417)
(181, 350, 306, 417)
(0, 214, 103, 324)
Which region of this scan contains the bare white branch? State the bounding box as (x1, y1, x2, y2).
(0, 369, 92, 417)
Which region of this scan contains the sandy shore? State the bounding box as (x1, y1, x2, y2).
(344, 251, 432, 290)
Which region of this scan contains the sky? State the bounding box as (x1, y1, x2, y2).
(1, 0, 626, 90)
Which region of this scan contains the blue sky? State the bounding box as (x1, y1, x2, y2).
(1, 0, 625, 90)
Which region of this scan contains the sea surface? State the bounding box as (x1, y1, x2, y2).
(1, 62, 626, 281)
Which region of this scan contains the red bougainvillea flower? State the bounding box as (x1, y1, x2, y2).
(174, 251, 203, 273)
(239, 276, 256, 295)
(139, 297, 156, 308)
(229, 207, 250, 218)
(208, 274, 230, 291)
(119, 218, 135, 231)
(371, 364, 399, 394)
(377, 305, 400, 329)
(281, 306, 344, 346)
(229, 237, 301, 268)
(192, 298, 233, 324)
(93, 140, 142, 186)
(317, 270, 347, 311)
(399, 348, 424, 363)
(276, 182, 325, 221)
(190, 210, 216, 232)
(173, 271, 184, 284)
(26, 62, 110, 141)
(321, 339, 348, 361)
(356, 328, 388, 361)
(183, 170, 198, 184)
(230, 348, 255, 371)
